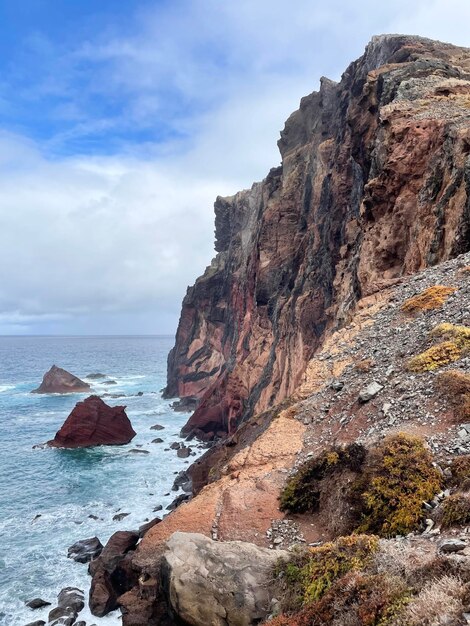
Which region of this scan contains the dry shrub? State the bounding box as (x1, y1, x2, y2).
(440, 493, 470, 528)
(401, 286, 456, 315)
(372, 539, 438, 582)
(449, 456, 470, 489)
(355, 433, 443, 537)
(400, 575, 465, 626)
(268, 571, 409, 626)
(436, 369, 470, 421)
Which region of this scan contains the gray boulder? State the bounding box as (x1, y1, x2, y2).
(67, 537, 103, 563)
(358, 381, 383, 403)
(163, 532, 289, 626)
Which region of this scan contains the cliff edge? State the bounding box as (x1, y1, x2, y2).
(165, 34, 470, 439)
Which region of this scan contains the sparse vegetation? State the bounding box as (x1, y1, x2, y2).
(401, 285, 456, 315)
(440, 493, 470, 528)
(355, 358, 375, 373)
(355, 433, 443, 537)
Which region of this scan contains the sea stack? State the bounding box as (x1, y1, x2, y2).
(32, 365, 91, 394)
(47, 395, 136, 448)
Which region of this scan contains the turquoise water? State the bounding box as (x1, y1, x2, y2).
(0, 336, 196, 626)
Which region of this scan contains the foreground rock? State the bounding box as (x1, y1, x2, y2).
(164, 34, 470, 438)
(163, 532, 288, 626)
(48, 587, 84, 625)
(67, 537, 103, 563)
(89, 531, 139, 617)
(47, 396, 136, 448)
(25, 598, 50, 609)
(32, 365, 90, 394)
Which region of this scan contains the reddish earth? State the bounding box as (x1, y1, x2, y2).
(165, 35, 470, 439)
(48, 395, 136, 448)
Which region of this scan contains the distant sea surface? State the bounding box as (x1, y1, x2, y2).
(0, 335, 196, 626)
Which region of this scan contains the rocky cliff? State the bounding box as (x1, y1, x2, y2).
(165, 34, 470, 439)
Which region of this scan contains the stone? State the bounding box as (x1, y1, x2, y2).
(151, 438, 164, 444)
(24, 621, 46, 626)
(129, 449, 150, 454)
(47, 396, 136, 448)
(358, 381, 384, 403)
(330, 381, 344, 391)
(57, 587, 84, 613)
(150, 424, 164, 430)
(166, 493, 191, 511)
(170, 442, 181, 450)
(113, 512, 130, 522)
(86, 373, 107, 379)
(25, 598, 51, 609)
(67, 537, 103, 563)
(439, 538, 467, 553)
(32, 365, 90, 394)
(177, 446, 191, 458)
(162, 532, 289, 626)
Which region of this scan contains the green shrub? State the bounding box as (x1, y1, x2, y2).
(355, 433, 443, 537)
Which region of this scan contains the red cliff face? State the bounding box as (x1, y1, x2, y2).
(165, 35, 470, 439)
(48, 395, 136, 448)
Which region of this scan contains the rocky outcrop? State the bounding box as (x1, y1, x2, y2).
(32, 365, 90, 394)
(163, 532, 287, 626)
(165, 35, 470, 439)
(47, 396, 136, 448)
(89, 531, 140, 617)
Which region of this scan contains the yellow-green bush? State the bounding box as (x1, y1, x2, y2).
(406, 323, 470, 373)
(401, 286, 456, 315)
(407, 341, 462, 372)
(302, 535, 379, 603)
(355, 433, 443, 537)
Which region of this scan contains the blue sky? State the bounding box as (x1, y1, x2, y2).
(0, 0, 468, 335)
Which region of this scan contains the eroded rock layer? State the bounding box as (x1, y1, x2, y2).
(165, 35, 470, 438)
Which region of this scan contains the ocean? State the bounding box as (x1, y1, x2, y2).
(0, 335, 199, 626)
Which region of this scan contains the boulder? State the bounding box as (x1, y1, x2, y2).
(32, 365, 90, 394)
(163, 532, 289, 626)
(358, 381, 384, 403)
(138, 517, 162, 537)
(47, 396, 136, 448)
(57, 587, 85, 613)
(67, 537, 103, 563)
(86, 373, 107, 379)
(24, 621, 46, 626)
(89, 531, 139, 617)
(439, 538, 467, 553)
(177, 446, 191, 458)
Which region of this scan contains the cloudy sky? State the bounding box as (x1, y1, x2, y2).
(0, 0, 468, 335)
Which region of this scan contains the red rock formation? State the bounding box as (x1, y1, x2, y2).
(165, 35, 470, 439)
(32, 365, 90, 394)
(48, 396, 136, 448)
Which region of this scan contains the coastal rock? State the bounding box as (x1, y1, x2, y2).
(47, 396, 136, 448)
(67, 537, 103, 563)
(165, 35, 470, 438)
(32, 365, 90, 394)
(24, 621, 46, 626)
(138, 517, 162, 538)
(89, 531, 139, 617)
(86, 373, 106, 379)
(162, 532, 289, 626)
(25, 598, 51, 609)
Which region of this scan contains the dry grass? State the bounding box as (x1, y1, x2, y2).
(440, 493, 470, 528)
(399, 575, 465, 626)
(449, 456, 470, 489)
(401, 286, 456, 315)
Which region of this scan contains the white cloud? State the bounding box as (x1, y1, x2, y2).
(0, 0, 468, 333)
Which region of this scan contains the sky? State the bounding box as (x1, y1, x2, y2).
(0, 0, 469, 335)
